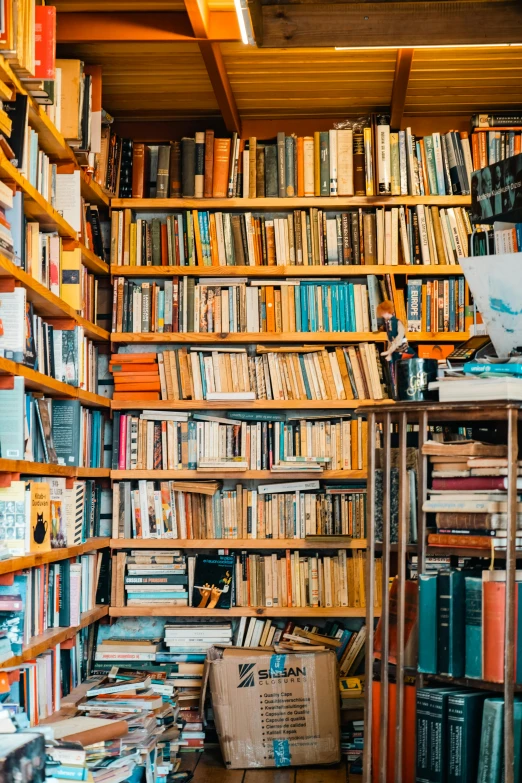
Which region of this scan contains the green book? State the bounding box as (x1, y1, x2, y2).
(464, 576, 482, 679)
(151, 218, 162, 266)
(448, 691, 489, 783)
(416, 688, 432, 783)
(476, 697, 504, 783)
(437, 569, 465, 677)
(424, 136, 439, 195)
(429, 688, 466, 783)
(418, 574, 438, 674)
(284, 135, 296, 197)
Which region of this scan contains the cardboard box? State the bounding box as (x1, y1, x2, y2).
(203, 647, 340, 768)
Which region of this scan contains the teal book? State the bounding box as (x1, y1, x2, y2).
(476, 697, 504, 783)
(429, 688, 465, 783)
(424, 136, 439, 195)
(437, 569, 465, 677)
(513, 699, 522, 782)
(464, 576, 482, 679)
(517, 582, 522, 684)
(0, 377, 24, 460)
(447, 691, 489, 783)
(416, 688, 432, 783)
(418, 573, 438, 674)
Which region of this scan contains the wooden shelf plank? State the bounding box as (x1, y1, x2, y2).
(111, 537, 367, 549)
(27, 101, 76, 165)
(110, 469, 367, 480)
(110, 264, 464, 278)
(112, 196, 471, 210)
(0, 356, 110, 407)
(80, 245, 109, 276)
(0, 605, 109, 669)
(109, 606, 376, 618)
(111, 468, 367, 481)
(0, 252, 108, 341)
(0, 459, 109, 478)
(80, 170, 111, 209)
(0, 539, 110, 577)
(111, 332, 464, 344)
(110, 399, 390, 411)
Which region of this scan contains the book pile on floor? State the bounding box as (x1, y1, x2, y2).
(421, 438, 520, 551)
(341, 718, 364, 772)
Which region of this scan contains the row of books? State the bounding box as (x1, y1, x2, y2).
(129, 124, 472, 199)
(0, 383, 110, 468)
(111, 205, 473, 268)
(416, 689, 516, 783)
(406, 276, 466, 333)
(0, 476, 111, 556)
(3, 551, 107, 654)
(113, 277, 381, 335)
(112, 549, 381, 609)
(418, 568, 518, 684)
(110, 345, 387, 404)
(112, 479, 368, 540)
(471, 128, 522, 169)
(113, 410, 367, 473)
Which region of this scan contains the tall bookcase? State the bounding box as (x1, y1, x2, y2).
(0, 54, 111, 698)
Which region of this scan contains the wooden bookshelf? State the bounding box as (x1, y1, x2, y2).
(80, 170, 111, 209)
(0, 252, 108, 342)
(80, 245, 109, 276)
(109, 606, 376, 618)
(110, 264, 464, 278)
(110, 469, 367, 480)
(111, 331, 464, 344)
(0, 605, 109, 669)
(110, 399, 390, 411)
(111, 538, 367, 550)
(0, 356, 110, 407)
(0, 538, 110, 577)
(0, 459, 109, 478)
(112, 196, 472, 210)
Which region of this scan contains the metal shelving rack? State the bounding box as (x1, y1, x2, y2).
(361, 401, 520, 783)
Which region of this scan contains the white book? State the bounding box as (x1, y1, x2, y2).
(391, 208, 399, 265)
(432, 133, 446, 196)
(376, 208, 385, 265)
(446, 208, 465, 259)
(55, 170, 81, 232)
(303, 137, 315, 196)
(405, 128, 417, 196)
(244, 617, 257, 647)
(416, 205, 430, 264)
(258, 480, 320, 495)
(242, 151, 249, 198)
(384, 210, 392, 265)
(328, 129, 338, 196)
(337, 129, 353, 196)
(69, 563, 82, 627)
(398, 131, 408, 196)
(398, 207, 410, 265)
(206, 392, 255, 401)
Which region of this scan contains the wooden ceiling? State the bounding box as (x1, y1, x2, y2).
(55, 0, 522, 129)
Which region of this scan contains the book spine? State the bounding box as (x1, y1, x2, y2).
(277, 133, 286, 198)
(437, 570, 465, 678)
(418, 574, 437, 674)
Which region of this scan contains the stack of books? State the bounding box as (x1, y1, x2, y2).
(341, 719, 364, 770)
(111, 550, 188, 607)
(110, 204, 473, 268)
(109, 352, 162, 401)
(421, 438, 518, 550)
(112, 479, 368, 540)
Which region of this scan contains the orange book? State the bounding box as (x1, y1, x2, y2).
(161, 223, 168, 265)
(192, 210, 204, 266)
(516, 134, 522, 156)
(482, 575, 520, 684)
(112, 392, 160, 401)
(208, 214, 219, 266)
(297, 137, 305, 197)
(114, 373, 160, 383)
(265, 286, 275, 332)
(114, 381, 161, 391)
(471, 133, 480, 170)
(417, 344, 454, 361)
(110, 353, 157, 364)
(428, 533, 492, 549)
(212, 138, 231, 198)
(479, 132, 488, 168)
(111, 367, 160, 376)
(372, 681, 416, 783)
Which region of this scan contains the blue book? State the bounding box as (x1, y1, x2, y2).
(336, 629, 354, 660)
(465, 576, 482, 679)
(308, 286, 317, 332)
(322, 285, 329, 331)
(50, 764, 88, 781)
(177, 214, 185, 264)
(347, 285, 356, 332)
(295, 284, 301, 332)
(418, 573, 437, 674)
(331, 284, 340, 332)
(298, 355, 312, 399)
(407, 279, 422, 332)
(0, 573, 27, 659)
(463, 361, 522, 376)
(477, 697, 504, 783)
(5, 192, 24, 269)
(187, 421, 197, 469)
(0, 377, 25, 460)
(437, 569, 465, 678)
(300, 285, 309, 331)
(198, 353, 207, 399)
(338, 285, 347, 331)
(157, 290, 165, 332)
(156, 652, 207, 663)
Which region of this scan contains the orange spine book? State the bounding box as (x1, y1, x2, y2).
(212, 139, 231, 198)
(483, 581, 507, 683)
(427, 533, 491, 549)
(479, 132, 488, 168)
(110, 353, 158, 363)
(297, 137, 305, 198)
(265, 287, 276, 332)
(112, 392, 160, 401)
(372, 681, 416, 783)
(471, 133, 480, 170)
(161, 224, 168, 266)
(516, 134, 522, 156)
(209, 214, 219, 266)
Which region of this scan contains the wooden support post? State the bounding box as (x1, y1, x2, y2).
(184, 0, 242, 135)
(390, 49, 414, 129)
(363, 410, 376, 783)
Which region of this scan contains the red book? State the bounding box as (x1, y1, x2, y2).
(112, 392, 160, 401)
(161, 223, 168, 265)
(432, 476, 508, 490)
(118, 414, 127, 470)
(483, 576, 520, 683)
(428, 533, 493, 549)
(34, 6, 56, 79)
(372, 681, 416, 783)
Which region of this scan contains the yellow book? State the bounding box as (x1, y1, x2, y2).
(129, 223, 137, 266)
(314, 131, 321, 197)
(61, 247, 82, 310)
(363, 127, 374, 196)
(28, 481, 51, 554)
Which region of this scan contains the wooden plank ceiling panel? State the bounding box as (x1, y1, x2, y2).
(56, 42, 219, 118)
(54, 0, 186, 9)
(405, 46, 522, 115)
(220, 44, 397, 118)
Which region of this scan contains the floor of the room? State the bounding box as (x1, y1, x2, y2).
(179, 749, 360, 783)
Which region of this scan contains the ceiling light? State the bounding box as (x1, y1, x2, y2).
(234, 0, 255, 46)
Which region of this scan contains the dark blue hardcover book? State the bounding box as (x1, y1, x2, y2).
(437, 569, 465, 677)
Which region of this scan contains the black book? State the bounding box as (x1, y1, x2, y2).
(96, 549, 112, 605)
(51, 399, 81, 466)
(118, 138, 133, 198)
(151, 218, 162, 266)
(58, 558, 71, 627)
(264, 145, 278, 197)
(4, 93, 29, 167)
(181, 137, 196, 198)
(156, 145, 171, 199)
(86, 205, 106, 261)
(80, 74, 91, 150)
(192, 554, 235, 609)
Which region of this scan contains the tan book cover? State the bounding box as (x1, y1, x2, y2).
(28, 481, 51, 554)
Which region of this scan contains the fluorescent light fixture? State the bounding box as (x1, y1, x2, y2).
(234, 0, 255, 46)
(335, 43, 522, 50)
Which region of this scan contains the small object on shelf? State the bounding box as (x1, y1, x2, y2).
(397, 357, 438, 401)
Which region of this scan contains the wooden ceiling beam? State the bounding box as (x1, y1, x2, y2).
(252, 0, 522, 47)
(184, 0, 242, 135)
(390, 48, 414, 128)
(56, 11, 241, 42)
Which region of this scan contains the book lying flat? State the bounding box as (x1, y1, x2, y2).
(49, 716, 129, 744)
(422, 439, 507, 457)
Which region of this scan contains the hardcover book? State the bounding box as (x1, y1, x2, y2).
(191, 555, 235, 609)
